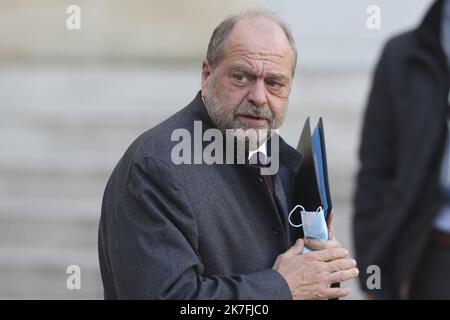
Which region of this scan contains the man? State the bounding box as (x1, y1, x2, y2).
(99, 11, 358, 300)
(354, 0, 450, 299)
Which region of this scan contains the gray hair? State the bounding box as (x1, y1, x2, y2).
(206, 10, 298, 76)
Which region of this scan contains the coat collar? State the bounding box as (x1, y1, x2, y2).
(413, 0, 448, 69)
(417, 0, 444, 46)
(417, 0, 443, 49)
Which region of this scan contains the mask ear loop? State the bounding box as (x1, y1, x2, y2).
(288, 205, 304, 228)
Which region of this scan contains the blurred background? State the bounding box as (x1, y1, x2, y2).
(0, 0, 434, 299)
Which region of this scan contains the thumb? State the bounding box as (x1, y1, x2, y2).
(303, 237, 327, 251)
(285, 238, 304, 256)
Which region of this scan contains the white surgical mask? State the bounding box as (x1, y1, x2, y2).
(288, 205, 328, 253)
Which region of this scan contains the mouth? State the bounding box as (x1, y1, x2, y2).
(236, 115, 268, 126)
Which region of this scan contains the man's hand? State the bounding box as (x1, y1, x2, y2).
(272, 211, 359, 299)
(272, 239, 358, 299)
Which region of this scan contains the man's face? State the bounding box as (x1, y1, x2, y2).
(202, 17, 295, 147)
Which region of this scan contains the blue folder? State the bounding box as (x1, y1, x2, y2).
(295, 117, 333, 220)
(312, 123, 329, 217)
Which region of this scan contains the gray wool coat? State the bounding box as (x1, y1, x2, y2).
(98, 92, 304, 299)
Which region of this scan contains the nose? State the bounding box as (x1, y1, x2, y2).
(247, 79, 268, 108)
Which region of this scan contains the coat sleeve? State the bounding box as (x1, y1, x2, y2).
(353, 41, 397, 291)
(102, 155, 292, 300)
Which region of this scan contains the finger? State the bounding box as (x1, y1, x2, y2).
(303, 238, 326, 251)
(316, 247, 348, 262)
(304, 237, 341, 251)
(327, 267, 359, 284)
(324, 258, 357, 273)
(328, 236, 341, 247)
(327, 210, 334, 239)
(284, 238, 304, 256)
(323, 287, 351, 299)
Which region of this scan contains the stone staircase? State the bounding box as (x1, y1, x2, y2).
(0, 63, 370, 299)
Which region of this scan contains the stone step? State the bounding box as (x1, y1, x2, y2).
(0, 167, 355, 206)
(0, 196, 99, 247)
(0, 174, 107, 199)
(0, 246, 102, 299)
(0, 116, 362, 166)
(0, 125, 145, 153)
(0, 66, 368, 111)
(0, 192, 354, 250)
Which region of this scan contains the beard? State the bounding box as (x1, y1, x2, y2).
(204, 72, 287, 150)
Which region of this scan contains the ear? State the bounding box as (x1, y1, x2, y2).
(201, 59, 212, 97)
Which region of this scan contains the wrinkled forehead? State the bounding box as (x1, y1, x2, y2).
(222, 17, 295, 74)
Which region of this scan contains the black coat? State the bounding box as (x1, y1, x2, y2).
(353, 0, 449, 298)
(98, 92, 304, 299)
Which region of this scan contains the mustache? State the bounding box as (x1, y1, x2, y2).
(233, 103, 273, 121)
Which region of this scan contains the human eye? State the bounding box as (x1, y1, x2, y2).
(266, 79, 282, 90)
(266, 79, 278, 87)
(232, 73, 250, 85)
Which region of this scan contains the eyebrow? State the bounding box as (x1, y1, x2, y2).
(229, 64, 290, 83)
(266, 72, 290, 83)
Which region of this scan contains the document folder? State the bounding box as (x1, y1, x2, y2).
(294, 117, 333, 221)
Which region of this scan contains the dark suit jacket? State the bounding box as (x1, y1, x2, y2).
(353, 0, 449, 298)
(98, 91, 304, 299)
